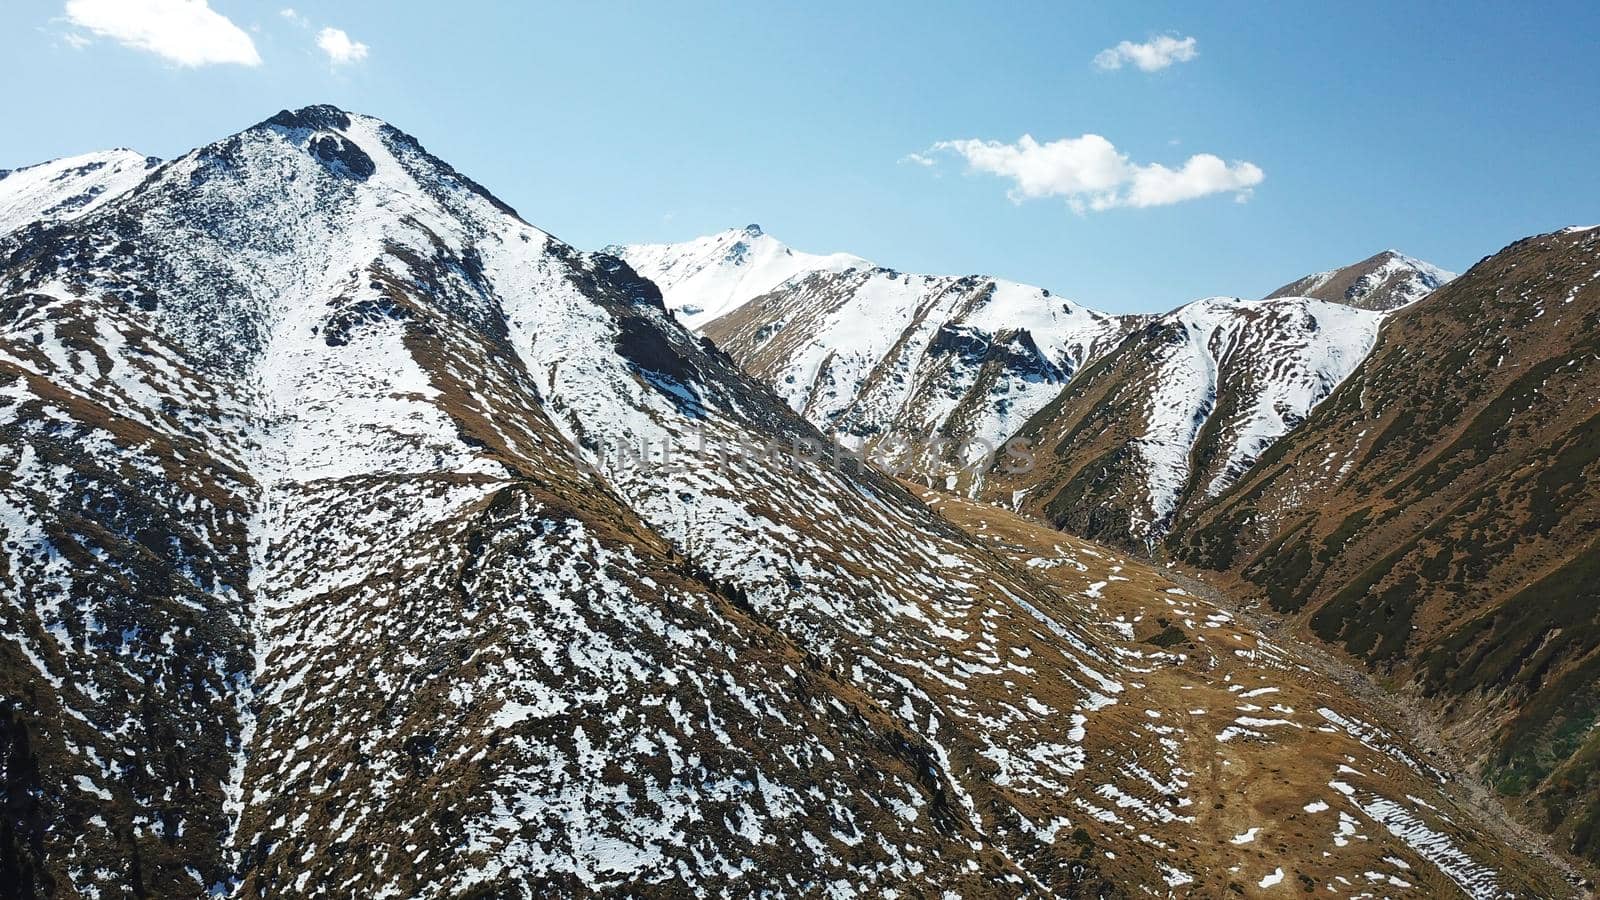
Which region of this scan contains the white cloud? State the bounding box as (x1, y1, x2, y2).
(63, 0, 260, 67)
(1094, 34, 1198, 72)
(316, 26, 368, 65)
(1126, 154, 1264, 207)
(924, 133, 1263, 212)
(280, 9, 369, 65)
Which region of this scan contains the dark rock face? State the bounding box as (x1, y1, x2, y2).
(928, 323, 1066, 382)
(263, 105, 353, 133)
(307, 135, 376, 180)
(321, 295, 412, 346)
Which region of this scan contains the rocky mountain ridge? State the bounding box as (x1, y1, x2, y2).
(989, 295, 1386, 550)
(702, 266, 1134, 492)
(610, 225, 868, 329)
(629, 229, 1451, 512)
(0, 149, 161, 236)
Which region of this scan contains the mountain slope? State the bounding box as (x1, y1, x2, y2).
(702, 267, 1133, 492)
(1172, 226, 1600, 865)
(0, 149, 160, 236)
(988, 296, 1384, 550)
(610, 225, 867, 329)
(0, 107, 1575, 898)
(921, 486, 1581, 898)
(4, 105, 1127, 897)
(1267, 250, 1455, 312)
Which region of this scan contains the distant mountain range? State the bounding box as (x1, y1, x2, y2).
(0, 106, 1590, 897)
(609, 224, 867, 329)
(619, 228, 1448, 515)
(705, 265, 1132, 490)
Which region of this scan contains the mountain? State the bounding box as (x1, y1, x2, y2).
(610, 225, 867, 329)
(1171, 226, 1600, 865)
(702, 266, 1133, 493)
(1266, 249, 1456, 312)
(0, 106, 1575, 898)
(0, 149, 160, 236)
(619, 229, 1135, 494)
(987, 296, 1384, 550)
(647, 239, 1449, 506)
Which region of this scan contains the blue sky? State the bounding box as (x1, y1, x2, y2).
(4, 1, 1598, 313)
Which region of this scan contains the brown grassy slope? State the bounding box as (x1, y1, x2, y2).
(980, 317, 1174, 548)
(915, 486, 1577, 897)
(1168, 227, 1600, 863)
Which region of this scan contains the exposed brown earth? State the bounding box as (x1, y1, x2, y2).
(917, 486, 1579, 897)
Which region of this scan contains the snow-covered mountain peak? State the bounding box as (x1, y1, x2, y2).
(1366, 248, 1456, 290)
(0, 148, 161, 235)
(255, 105, 529, 215)
(62, 104, 599, 373)
(1266, 249, 1456, 312)
(0, 103, 466, 248)
(1372, 247, 1444, 270)
(612, 225, 869, 328)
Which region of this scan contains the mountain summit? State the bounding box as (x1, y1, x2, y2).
(610, 226, 867, 328)
(1265, 249, 1456, 311)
